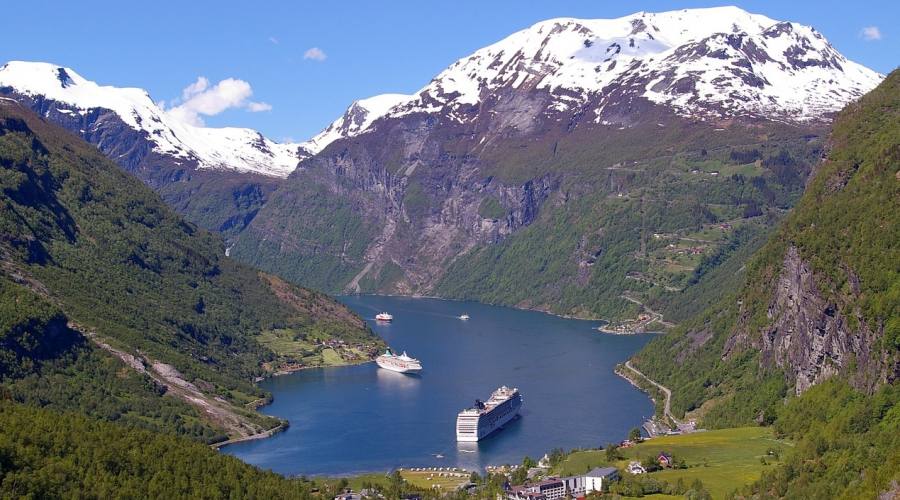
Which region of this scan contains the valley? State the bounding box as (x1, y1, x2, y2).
(0, 4, 897, 499)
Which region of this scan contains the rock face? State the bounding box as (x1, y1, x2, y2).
(232, 113, 562, 294)
(759, 246, 889, 394)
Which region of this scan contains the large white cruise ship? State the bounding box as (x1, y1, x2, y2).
(375, 348, 422, 373)
(456, 386, 523, 442)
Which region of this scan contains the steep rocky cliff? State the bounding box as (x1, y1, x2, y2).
(755, 246, 889, 394)
(633, 69, 899, 426)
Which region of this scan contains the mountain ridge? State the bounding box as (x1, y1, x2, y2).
(312, 6, 881, 143)
(230, 5, 879, 321)
(0, 61, 309, 177)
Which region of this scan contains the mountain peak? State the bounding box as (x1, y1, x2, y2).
(305, 93, 413, 153)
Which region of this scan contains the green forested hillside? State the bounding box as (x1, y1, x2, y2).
(633, 70, 899, 425)
(632, 71, 899, 497)
(0, 278, 227, 441)
(0, 102, 382, 440)
(739, 380, 900, 499)
(0, 402, 312, 498)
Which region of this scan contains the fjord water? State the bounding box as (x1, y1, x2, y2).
(225, 296, 654, 475)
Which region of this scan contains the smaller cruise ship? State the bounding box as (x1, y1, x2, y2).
(375, 312, 393, 322)
(456, 386, 522, 441)
(375, 348, 422, 373)
(459, 314, 470, 320)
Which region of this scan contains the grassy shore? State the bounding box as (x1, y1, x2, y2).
(554, 427, 787, 499)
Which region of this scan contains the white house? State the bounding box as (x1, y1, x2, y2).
(585, 466, 619, 493)
(628, 461, 647, 474)
(508, 467, 620, 499)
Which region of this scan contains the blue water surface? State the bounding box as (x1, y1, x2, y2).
(224, 296, 654, 475)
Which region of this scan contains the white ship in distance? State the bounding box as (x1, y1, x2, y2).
(375, 312, 393, 321)
(375, 348, 422, 374)
(456, 386, 522, 441)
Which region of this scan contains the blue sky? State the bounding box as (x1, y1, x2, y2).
(2, 1, 896, 141)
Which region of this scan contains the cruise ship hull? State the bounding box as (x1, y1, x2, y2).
(456, 388, 522, 441)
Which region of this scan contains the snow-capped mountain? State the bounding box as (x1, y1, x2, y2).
(0, 61, 310, 177)
(0, 8, 881, 177)
(230, 7, 884, 306)
(323, 6, 881, 138)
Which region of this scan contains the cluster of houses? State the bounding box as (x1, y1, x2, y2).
(507, 467, 619, 500)
(335, 445, 682, 499)
(665, 243, 705, 256)
(627, 452, 675, 475)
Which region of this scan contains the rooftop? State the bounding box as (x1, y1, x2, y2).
(586, 466, 619, 478)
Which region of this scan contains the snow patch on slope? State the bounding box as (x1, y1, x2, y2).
(306, 93, 413, 152)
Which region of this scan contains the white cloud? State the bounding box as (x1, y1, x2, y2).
(182, 76, 210, 99)
(303, 47, 327, 61)
(246, 101, 272, 112)
(860, 26, 882, 41)
(166, 77, 272, 126)
(269, 36, 279, 45)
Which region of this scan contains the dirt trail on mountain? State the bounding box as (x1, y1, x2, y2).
(76, 323, 273, 439)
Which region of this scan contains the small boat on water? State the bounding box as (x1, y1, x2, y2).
(376, 348, 422, 373)
(375, 312, 393, 322)
(459, 314, 470, 320)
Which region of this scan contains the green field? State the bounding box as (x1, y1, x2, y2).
(555, 427, 787, 499)
(256, 327, 376, 369)
(256, 328, 318, 357)
(321, 348, 344, 365)
(400, 469, 470, 491)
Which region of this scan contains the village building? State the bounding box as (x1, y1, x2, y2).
(628, 461, 647, 474)
(584, 467, 620, 493)
(508, 477, 565, 500)
(507, 467, 619, 499)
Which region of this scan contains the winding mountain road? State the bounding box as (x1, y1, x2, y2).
(624, 360, 679, 425)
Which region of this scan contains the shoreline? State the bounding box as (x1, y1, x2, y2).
(340, 292, 611, 324)
(212, 423, 286, 450)
(344, 293, 673, 334)
(265, 357, 375, 380)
